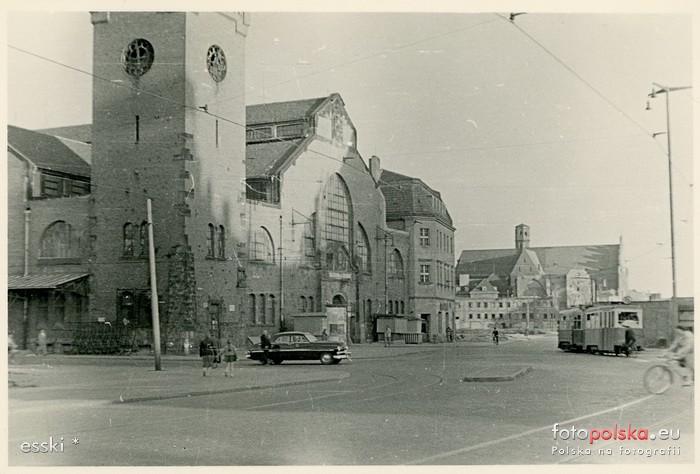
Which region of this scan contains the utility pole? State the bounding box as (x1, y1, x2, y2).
(279, 214, 284, 330)
(647, 83, 692, 326)
(146, 198, 162, 371)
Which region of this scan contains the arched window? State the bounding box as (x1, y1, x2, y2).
(400, 301, 405, 314)
(139, 222, 149, 257)
(323, 174, 352, 247)
(248, 294, 256, 324)
(356, 223, 371, 273)
(250, 227, 275, 262)
(40, 221, 81, 259)
(389, 249, 404, 277)
(259, 293, 266, 325)
(123, 223, 134, 257)
(269, 295, 276, 324)
(207, 224, 215, 258)
(300, 296, 307, 312)
(218, 225, 226, 259)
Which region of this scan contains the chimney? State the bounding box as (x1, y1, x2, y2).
(369, 155, 381, 181)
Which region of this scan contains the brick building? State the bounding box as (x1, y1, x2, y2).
(6, 12, 456, 350)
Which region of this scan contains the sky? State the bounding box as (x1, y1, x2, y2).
(4, 2, 697, 298)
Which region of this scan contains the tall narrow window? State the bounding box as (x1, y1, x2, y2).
(248, 294, 256, 324)
(269, 295, 276, 324)
(356, 223, 371, 273)
(218, 225, 226, 259)
(389, 249, 404, 277)
(123, 223, 134, 257)
(259, 293, 266, 325)
(308, 296, 314, 312)
(140, 222, 149, 257)
(300, 296, 307, 312)
(215, 119, 219, 148)
(323, 174, 352, 247)
(207, 224, 215, 258)
(135, 115, 140, 143)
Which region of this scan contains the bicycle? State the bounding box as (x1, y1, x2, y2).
(643, 355, 694, 394)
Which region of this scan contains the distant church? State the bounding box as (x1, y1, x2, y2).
(454, 224, 628, 330)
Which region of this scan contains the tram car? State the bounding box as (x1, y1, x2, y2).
(557, 304, 642, 355)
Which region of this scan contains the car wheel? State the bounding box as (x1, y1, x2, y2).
(320, 353, 334, 365)
(273, 358, 283, 365)
(331, 359, 341, 365)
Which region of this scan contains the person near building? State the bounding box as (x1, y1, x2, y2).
(624, 327, 637, 355)
(384, 325, 392, 347)
(222, 339, 237, 377)
(8, 333, 19, 364)
(665, 326, 694, 386)
(260, 330, 272, 365)
(321, 329, 328, 340)
(492, 327, 499, 346)
(199, 333, 217, 377)
(446, 326, 453, 342)
(36, 329, 48, 356)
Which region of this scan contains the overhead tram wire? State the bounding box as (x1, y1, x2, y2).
(219, 16, 501, 105)
(496, 13, 694, 187)
(7, 44, 415, 198)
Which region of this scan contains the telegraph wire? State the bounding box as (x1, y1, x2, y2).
(496, 13, 694, 187)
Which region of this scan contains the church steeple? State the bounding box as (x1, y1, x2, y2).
(515, 223, 530, 252)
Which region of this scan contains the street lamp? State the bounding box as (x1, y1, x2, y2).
(647, 83, 692, 326)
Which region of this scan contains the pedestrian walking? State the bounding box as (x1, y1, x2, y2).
(492, 328, 499, 346)
(222, 339, 238, 377)
(199, 333, 217, 376)
(260, 330, 272, 365)
(384, 325, 392, 347)
(321, 329, 328, 340)
(446, 326, 453, 342)
(36, 329, 48, 356)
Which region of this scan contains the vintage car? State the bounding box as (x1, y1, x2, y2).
(246, 331, 351, 365)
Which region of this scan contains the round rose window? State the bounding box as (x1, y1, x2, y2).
(121, 38, 155, 77)
(206, 45, 227, 82)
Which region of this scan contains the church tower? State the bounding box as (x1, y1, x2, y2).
(515, 223, 530, 252)
(88, 12, 249, 347)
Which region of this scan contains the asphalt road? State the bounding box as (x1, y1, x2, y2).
(8, 336, 695, 466)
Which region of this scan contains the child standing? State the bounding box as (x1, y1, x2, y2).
(223, 339, 238, 377)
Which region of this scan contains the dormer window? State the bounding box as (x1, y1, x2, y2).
(246, 122, 306, 142)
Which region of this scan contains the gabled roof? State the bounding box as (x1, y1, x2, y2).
(247, 96, 328, 126)
(8, 125, 91, 178)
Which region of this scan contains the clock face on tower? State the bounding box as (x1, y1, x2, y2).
(121, 38, 155, 77)
(206, 45, 227, 82)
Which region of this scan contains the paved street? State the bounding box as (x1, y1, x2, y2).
(8, 335, 694, 466)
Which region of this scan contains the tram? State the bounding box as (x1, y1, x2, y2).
(557, 304, 642, 355)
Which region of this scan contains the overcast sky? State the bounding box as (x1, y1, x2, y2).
(5, 2, 697, 297)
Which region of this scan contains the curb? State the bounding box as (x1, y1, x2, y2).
(113, 372, 350, 404)
(461, 366, 532, 382)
